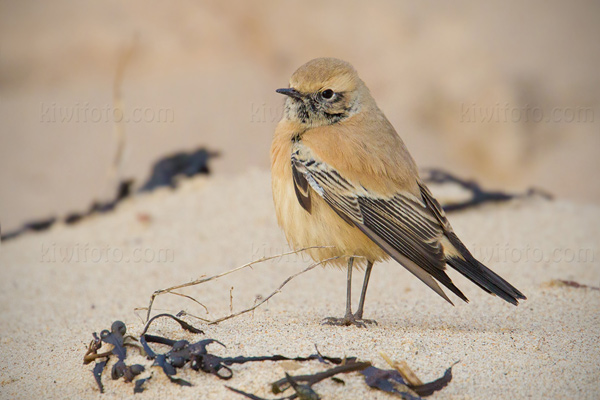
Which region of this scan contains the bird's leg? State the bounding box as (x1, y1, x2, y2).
(353, 261, 377, 325)
(322, 258, 370, 328)
(343, 257, 354, 319)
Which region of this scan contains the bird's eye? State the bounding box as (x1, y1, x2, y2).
(321, 89, 334, 99)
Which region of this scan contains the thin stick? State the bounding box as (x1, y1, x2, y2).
(108, 35, 137, 192)
(181, 255, 343, 325)
(165, 291, 210, 314)
(145, 246, 333, 321)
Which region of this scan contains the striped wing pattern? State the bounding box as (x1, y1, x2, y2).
(291, 142, 469, 303)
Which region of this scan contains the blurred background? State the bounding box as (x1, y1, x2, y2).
(1, 0, 599, 232)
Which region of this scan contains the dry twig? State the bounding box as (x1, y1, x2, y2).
(182, 255, 344, 325)
(144, 246, 335, 322)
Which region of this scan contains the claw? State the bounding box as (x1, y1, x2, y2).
(353, 314, 378, 325)
(321, 315, 375, 328)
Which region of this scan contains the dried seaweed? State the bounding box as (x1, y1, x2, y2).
(139, 314, 345, 386)
(139, 148, 219, 191)
(140, 313, 204, 352)
(227, 364, 369, 400)
(362, 366, 420, 399)
(92, 361, 107, 393)
(133, 375, 152, 393)
(1, 147, 216, 242)
(1, 217, 57, 240)
(544, 279, 600, 291)
(143, 321, 350, 383)
(85, 316, 455, 397)
(422, 168, 552, 212)
(361, 360, 457, 398)
(271, 360, 370, 394)
(83, 321, 145, 392)
(409, 363, 456, 397)
(1, 181, 133, 241)
(230, 357, 456, 399)
(227, 358, 456, 400)
(154, 354, 192, 386)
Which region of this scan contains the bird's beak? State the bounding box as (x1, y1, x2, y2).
(276, 87, 303, 99)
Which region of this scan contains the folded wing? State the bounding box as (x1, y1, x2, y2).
(292, 141, 525, 305)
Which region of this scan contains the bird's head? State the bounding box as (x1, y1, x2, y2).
(277, 58, 371, 128)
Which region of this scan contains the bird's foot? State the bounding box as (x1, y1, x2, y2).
(352, 312, 377, 325)
(321, 314, 377, 328)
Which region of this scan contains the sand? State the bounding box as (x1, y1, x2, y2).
(1, 170, 599, 399)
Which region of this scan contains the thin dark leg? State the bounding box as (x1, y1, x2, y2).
(343, 257, 354, 318)
(354, 261, 373, 319)
(321, 257, 371, 328)
(352, 262, 376, 324)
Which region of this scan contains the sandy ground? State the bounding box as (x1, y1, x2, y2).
(1, 170, 599, 399)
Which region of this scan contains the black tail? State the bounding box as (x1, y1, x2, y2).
(446, 232, 526, 305)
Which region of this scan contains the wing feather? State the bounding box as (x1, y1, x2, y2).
(292, 142, 468, 303)
(291, 141, 525, 305)
(292, 161, 311, 213)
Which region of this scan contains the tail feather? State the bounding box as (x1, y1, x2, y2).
(446, 232, 526, 305)
(446, 257, 526, 305)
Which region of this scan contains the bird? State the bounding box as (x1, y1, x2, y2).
(270, 57, 526, 327)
